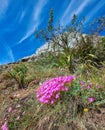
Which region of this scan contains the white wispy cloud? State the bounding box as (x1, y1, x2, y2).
(61, 0, 75, 22)
(18, 0, 48, 44)
(18, 9, 26, 23)
(6, 45, 14, 62)
(75, 0, 90, 15)
(61, 0, 90, 25)
(0, 0, 9, 19)
(86, 0, 105, 22)
(18, 29, 35, 44)
(0, 41, 14, 65)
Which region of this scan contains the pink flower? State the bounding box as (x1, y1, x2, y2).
(86, 85, 91, 90)
(97, 85, 102, 89)
(51, 99, 54, 104)
(89, 82, 93, 86)
(1, 122, 8, 130)
(7, 107, 12, 113)
(80, 81, 85, 86)
(64, 87, 69, 91)
(13, 109, 17, 113)
(15, 116, 20, 120)
(55, 94, 60, 99)
(88, 97, 95, 103)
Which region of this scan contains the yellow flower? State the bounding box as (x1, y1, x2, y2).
(84, 108, 88, 112)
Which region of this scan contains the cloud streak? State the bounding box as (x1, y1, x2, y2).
(61, 0, 90, 25)
(6, 45, 14, 62)
(86, 0, 105, 22)
(0, 40, 14, 65)
(0, 0, 9, 19)
(18, 0, 48, 44)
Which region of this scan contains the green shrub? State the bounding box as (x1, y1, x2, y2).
(8, 63, 28, 89)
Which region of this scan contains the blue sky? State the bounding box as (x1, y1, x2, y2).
(0, 0, 105, 65)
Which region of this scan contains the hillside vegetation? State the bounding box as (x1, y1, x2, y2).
(0, 11, 105, 130)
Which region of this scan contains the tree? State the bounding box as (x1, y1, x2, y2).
(35, 9, 105, 72)
(35, 10, 84, 72)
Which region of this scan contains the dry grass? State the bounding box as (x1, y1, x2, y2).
(0, 61, 105, 130)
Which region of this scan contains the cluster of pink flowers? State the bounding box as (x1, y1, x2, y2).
(80, 81, 102, 90)
(80, 81, 103, 103)
(1, 104, 25, 130)
(80, 81, 95, 103)
(36, 76, 75, 105)
(1, 122, 8, 130)
(80, 81, 93, 90)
